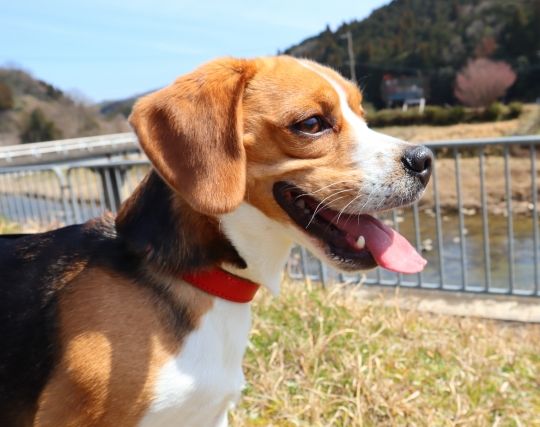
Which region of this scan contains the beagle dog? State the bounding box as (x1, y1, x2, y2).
(0, 56, 432, 427)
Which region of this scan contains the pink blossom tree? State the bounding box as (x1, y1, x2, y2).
(454, 59, 516, 108)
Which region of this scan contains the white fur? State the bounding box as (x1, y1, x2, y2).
(139, 298, 251, 427)
(298, 59, 412, 212)
(220, 203, 346, 293)
(220, 202, 294, 295)
(140, 203, 295, 427)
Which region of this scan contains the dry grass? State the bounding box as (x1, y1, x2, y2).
(0, 216, 20, 233)
(0, 216, 57, 233)
(0, 93, 130, 146)
(377, 104, 539, 142)
(378, 119, 521, 143)
(232, 280, 540, 426)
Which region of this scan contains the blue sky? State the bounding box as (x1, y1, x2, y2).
(1, 1, 390, 102)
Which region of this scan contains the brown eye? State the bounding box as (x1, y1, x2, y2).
(291, 116, 329, 135)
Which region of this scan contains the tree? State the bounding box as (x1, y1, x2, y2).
(454, 58, 516, 108)
(19, 108, 62, 143)
(0, 82, 14, 111)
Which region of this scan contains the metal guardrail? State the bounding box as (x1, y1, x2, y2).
(0, 135, 539, 297)
(0, 132, 140, 166)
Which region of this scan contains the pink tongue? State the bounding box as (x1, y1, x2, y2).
(322, 212, 427, 274)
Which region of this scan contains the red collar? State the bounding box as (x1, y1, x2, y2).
(181, 268, 260, 303)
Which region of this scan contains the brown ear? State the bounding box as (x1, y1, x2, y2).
(129, 57, 256, 215)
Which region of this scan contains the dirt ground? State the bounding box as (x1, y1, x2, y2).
(420, 155, 538, 215)
(378, 104, 540, 143)
(376, 104, 540, 214)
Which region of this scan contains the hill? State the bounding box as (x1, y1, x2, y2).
(285, 0, 540, 107)
(0, 68, 129, 146)
(99, 91, 152, 119)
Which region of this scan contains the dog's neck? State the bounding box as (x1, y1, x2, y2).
(219, 203, 294, 295)
(115, 171, 293, 294)
(115, 171, 247, 277)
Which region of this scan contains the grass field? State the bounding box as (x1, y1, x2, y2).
(232, 280, 540, 427)
(0, 217, 19, 233)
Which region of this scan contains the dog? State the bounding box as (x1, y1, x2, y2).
(0, 56, 432, 426)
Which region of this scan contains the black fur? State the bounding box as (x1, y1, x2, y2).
(116, 171, 247, 275)
(0, 171, 246, 426)
(0, 223, 120, 426)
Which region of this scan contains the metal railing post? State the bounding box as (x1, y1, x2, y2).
(95, 167, 127, 212)
(52, 167, 75, 225)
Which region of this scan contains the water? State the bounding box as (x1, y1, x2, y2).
(371, 210, 540, 295)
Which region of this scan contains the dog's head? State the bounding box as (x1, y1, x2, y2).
(130, 56, 432, 276)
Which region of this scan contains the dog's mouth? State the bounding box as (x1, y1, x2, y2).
(273, 181, 426, 273)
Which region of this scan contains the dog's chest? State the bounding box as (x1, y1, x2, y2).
(139, 299, 251, 427)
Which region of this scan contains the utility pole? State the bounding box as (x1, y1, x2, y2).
(340, 31, 357, 84)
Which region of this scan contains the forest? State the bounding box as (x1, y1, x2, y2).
(285, 0, 540, 107)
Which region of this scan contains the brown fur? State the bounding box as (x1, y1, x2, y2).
(130, 58, 257, 216)
(128, 55, 378, 228)
(35, 268, 213, 427)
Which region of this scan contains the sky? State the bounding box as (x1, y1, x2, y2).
(1, 0, 390, 102)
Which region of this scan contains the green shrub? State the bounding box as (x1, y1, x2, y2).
(423, 106, 462, 125)
(483, 102, 505, 121)
(400, 109, 423, 125)
(367, 102, 521, 128)
(423, 106, 443, 124)
(366, 109, 395, 127)
(447, 106, 466, 123)
(19, 108, 62, 143)
(507, 102, 523, 119)
(367, 108, 422, 127)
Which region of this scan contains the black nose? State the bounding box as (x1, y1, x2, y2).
(401, 145, 433, 187)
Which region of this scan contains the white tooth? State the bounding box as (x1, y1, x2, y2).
(296, 199, 306, 209)
(356, 235, 365, 249)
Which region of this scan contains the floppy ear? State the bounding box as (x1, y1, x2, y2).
(129, 58, 256, 215)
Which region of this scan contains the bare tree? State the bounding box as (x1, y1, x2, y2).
(0, 83, 13, 111)
(454, 58, 516, 108)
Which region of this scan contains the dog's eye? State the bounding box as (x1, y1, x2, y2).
(291, 116, 329, 135)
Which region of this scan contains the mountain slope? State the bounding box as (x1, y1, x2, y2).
(0, 68, 129, 146)
(285, 0, 540, 106)
(99, 90, 152, 119)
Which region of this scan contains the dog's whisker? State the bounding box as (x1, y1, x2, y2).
(342, 188, 382, 228)
(293, 180, 357, 201)
(319, 195, 352, 233)
(312, 189, 355, 215)
(358, 187, 378, 212)
(305, 189, 354, 229)
(334, 194, 363, 225)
